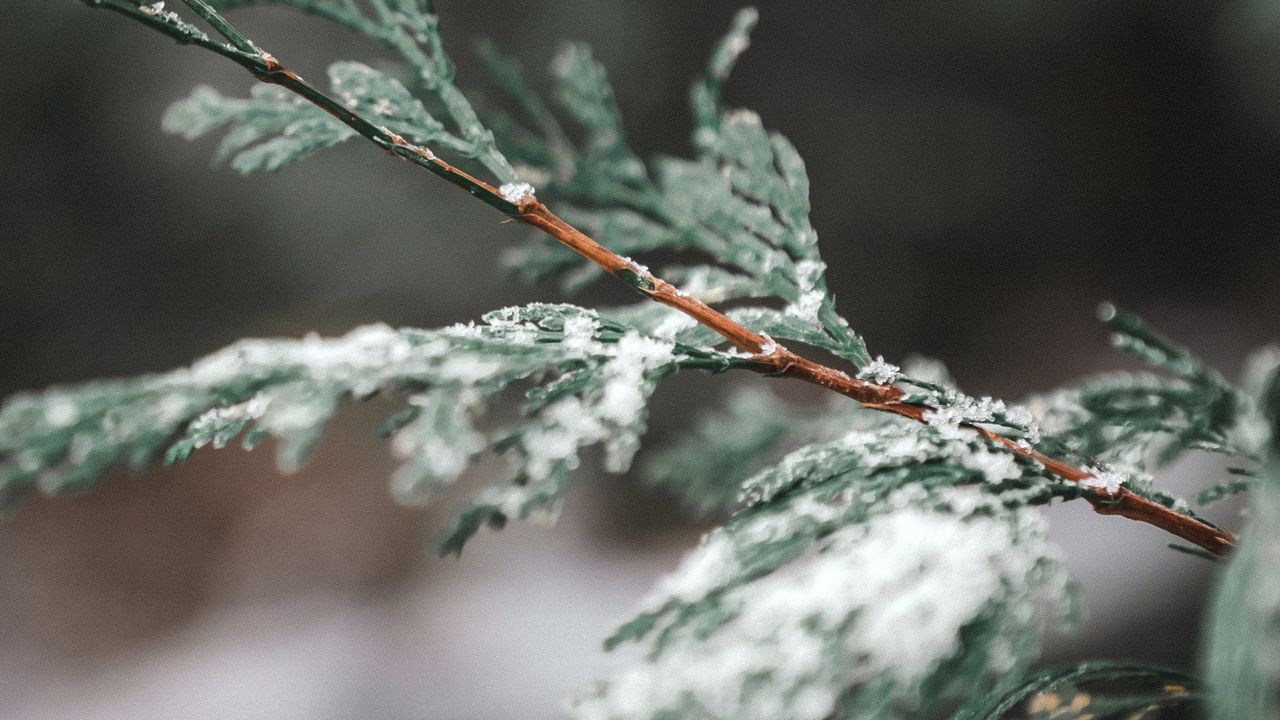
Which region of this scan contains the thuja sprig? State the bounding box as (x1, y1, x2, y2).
(70, 0, 1238, 555)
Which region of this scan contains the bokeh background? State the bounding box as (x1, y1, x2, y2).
(2, 2, 1278, 718)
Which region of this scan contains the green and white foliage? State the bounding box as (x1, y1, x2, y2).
(171, 0, 519, 182)
(483, 9, 870, 367)
(0, 304, 746, 551)
(24, 2, 1280, 719)
(574, 423, 1072, 720)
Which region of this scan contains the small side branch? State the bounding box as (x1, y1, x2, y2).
(84, 1, 1236, 556)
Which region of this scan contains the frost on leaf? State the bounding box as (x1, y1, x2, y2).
(858, 355, 901, 385)
(1081, 465, 1127, 495)
(0, 305, 742, 553)
(499, 181, 536, 203)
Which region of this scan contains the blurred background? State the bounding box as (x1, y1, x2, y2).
(1, 1, 1278, 718)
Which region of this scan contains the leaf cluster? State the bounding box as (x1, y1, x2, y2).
(0, 305, 746, 554)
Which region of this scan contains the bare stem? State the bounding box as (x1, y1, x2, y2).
(82, 0, 1236, 556)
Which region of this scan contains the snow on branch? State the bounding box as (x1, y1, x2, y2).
(0, 304, 746, 552)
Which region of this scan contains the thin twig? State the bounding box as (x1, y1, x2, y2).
(82, 0, 1236, 556)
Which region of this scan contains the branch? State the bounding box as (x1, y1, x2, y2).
(81, 0, 1236, 556)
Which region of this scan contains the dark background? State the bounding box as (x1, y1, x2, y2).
(0, 2, 1276, 718)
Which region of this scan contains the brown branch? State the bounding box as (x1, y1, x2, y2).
(519, 199, 1237, 557)
(89, 1, 1236, 556)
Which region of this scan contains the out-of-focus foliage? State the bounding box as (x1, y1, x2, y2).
(1205, 364, 1280, 720)
(578, 421, 1074, 720)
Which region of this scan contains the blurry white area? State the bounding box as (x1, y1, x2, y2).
(0, 470, 679, 720)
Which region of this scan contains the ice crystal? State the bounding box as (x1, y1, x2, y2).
(858, 356, 901, 385)
(499, 181, 536, 203)
(1082, 466, 1127, 495)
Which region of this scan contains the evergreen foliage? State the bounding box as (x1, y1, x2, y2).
(8, 1, 1280, 717)
(485, 9, 869, 367)
(0, 305, 748, 552)
(1204, 366, 1280, 720)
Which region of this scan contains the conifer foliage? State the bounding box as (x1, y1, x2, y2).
(6, 1, 1279, 717)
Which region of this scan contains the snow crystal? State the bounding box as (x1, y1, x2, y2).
(649, 312, 697, 341)
(957, 446, 1021, 484)
(858, 356, 900, 385)
(560, 313, 601, 354)
(436, 356, 503, 384)
(443, 321, 484, 338)
(1003, 405, 1034, 428)
(499, 182, 536, 203)
(621, 256, 651, 279)
(923, 394, 1008, 430)
(788, 291, 824, 325)
(521, 397, 606, 482)
(595, 333, 673, 429)
(43, 396, 79, 429)
(921, 406, 971, 441)
(1023, 389, 1085, 438)
(1082, 466, 1127, 494)
(404, 433, 469, 485)
(786, 260, 828, 325)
